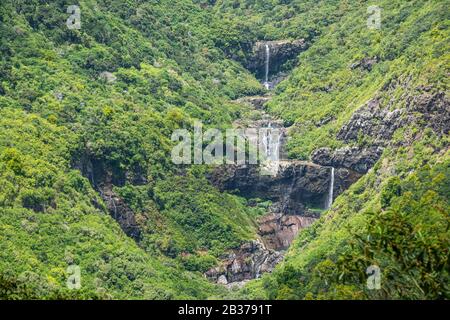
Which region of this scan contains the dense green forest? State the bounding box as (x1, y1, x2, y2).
(0, 0, 448, 300)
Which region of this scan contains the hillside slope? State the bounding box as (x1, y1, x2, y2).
(230, 0, 449, 299)
(0, 0, 448, 300)
(0, 0, 265, 299)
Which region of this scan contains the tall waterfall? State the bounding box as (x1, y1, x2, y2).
(326, 167, 335, 209)
(263, 44, 270, 90)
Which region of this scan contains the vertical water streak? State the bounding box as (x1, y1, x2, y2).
(267, 122, 272, 157)
(264, 43, 270, 90)
(327, 167, 335, 209)
(260, 125, 282, 176)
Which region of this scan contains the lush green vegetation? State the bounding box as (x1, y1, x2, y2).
(228, 0, 450, 300)
(0, 0, 448, 299)
(0, 0, 265, 299)
(239, 137, 449, 299)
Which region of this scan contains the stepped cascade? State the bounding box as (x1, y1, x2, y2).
(205, 39, 368, 286)
(1, 0, 448, 301)
(206, 71, 356, 286)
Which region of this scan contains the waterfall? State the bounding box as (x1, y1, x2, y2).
(271, 126, 282, 162)
(263, 44, 270, 90)
(261, 122, 281, 161)
(260, 123, 282, 176)
(326, 167, 335, 209)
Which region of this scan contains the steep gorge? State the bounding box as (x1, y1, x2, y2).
(204, 41, 362, 286)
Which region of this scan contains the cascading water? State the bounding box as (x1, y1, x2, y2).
(261, 122, 282, 161)
(263, 44, 270, 90)
(267, 122, 272, 157)
(271, 127, 282, 162)
(326, 167, 335, 209)
(260, 122, 282, 176)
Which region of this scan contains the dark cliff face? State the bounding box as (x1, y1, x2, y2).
(206, 160, 362, 281)
(209, 161, 360, 214)
(72, 154, 144, 241)
(246, 40, 308, 79)
(311, 146, 383, 174)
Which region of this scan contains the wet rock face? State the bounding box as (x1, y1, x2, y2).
(247, 39, 307, 79)
(73, 156, 144, 241)
(100, 188, 142, 241)
(205, 240, 283, 284)
(210, 162, 328, 213)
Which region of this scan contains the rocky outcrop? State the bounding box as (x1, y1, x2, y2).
(350, 56, 379, 71)
(73, 155, 143, 241)
(338, 90, 449, 146)
(210, 161, 359, 214)
(337, 98, 407, 145)
(99, 187, 142, 241)
(235, 96, 270, 110)
(311, 146, 383, 174)
(99, 71, 117, 83)
(247, 39, 307, 79)
(313, 90, 449, 174)
(205, 240, 283, 284)
(408, 91, 449, 137)
(258, 213, 317, 250)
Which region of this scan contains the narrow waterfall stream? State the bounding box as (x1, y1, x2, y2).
(326, 167, 335, 209)
(263, 44, 270, 90)
(262, 122, 282, 160)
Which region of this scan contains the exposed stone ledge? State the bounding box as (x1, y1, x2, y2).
(258, 213, 317, 250)
(311, 146, 383, 174)
(209, 161, 360, 214)
(205, 240, 283, 284)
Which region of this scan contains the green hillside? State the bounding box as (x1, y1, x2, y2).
(0, 0, 264, 299)
(229, 0, 450, 299)
(0, 0, 448, 300)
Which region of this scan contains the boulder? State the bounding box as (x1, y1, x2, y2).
(350, 56, 379, 71)
(99, 71, 117, 83)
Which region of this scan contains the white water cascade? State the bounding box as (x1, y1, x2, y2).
(263, 44, 270, 90)
(262, 123, 281, 161)
(260, 122, 282, 176)
(326, 167, 335, 209)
